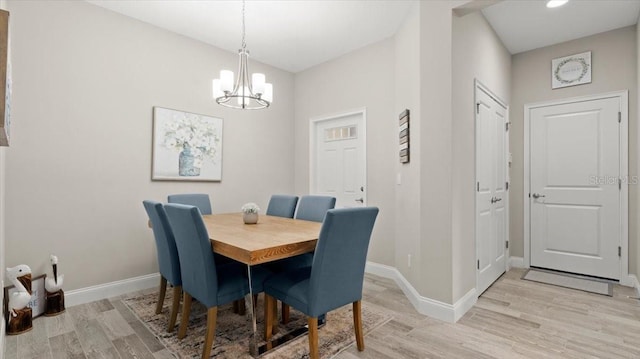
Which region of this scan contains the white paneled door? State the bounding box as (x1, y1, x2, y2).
(529, 96, 622, 280)
(311, 111, 366, 208)
(476, 84, 509, 295)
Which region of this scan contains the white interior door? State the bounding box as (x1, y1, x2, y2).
(311, 111, 366, 208)
(476, 85, 509, 295)
(529, 97, 621, 280)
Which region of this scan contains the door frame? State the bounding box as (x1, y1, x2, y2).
(523, 90, 629, 284)
(309, 108, 367, 205)
(474, 79, 510, 294)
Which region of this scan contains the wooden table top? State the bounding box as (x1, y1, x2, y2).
(202, 213, 322, 266)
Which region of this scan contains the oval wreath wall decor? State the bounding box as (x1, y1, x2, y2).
(551, 51, 592, 89)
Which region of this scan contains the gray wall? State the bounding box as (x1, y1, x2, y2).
(510, 26, 638, 275)
(293, 38, 396, 266)
(1, 0, 7, 344)
(451, 11, 511, 301)
(637, 20, 640, 281)
(4, 0, 295, 290)
(394, 5, 422, 289)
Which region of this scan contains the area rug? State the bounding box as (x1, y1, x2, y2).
(123, 290, 392, 358)
(522, 269, 612, 296)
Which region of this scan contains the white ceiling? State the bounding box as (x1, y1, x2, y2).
(86, 0, 640, 73)
(482, 0, 640, 54)
(86, 0, 415, 73)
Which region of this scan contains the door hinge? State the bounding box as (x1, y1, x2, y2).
(618, 112, 622, 123)
(619, 178, 622, 190)
(506, 241, 509, 249)
(476, 103, 480, 114)
(506, 182, 509, 191)
(618, 246, 622, 257)
(477, 182, 480, 192)
(477, 260, 480, 270)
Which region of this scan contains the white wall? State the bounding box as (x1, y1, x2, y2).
(293, 38, 396, 266)
(4, 0, 295, 291)
(451, 11, 511, 301)
(510, 26, 638, 275)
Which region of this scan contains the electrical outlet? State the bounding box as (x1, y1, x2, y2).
(407, 254, 411, 268)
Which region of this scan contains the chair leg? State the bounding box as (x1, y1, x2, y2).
(237, 299, 246, 315)
(264, 295, 275, 342)
(178, 292, 193, 340)
(201, 306, 218, 359)
(308, 317, 319, 359)
(167, 285, 181, 332)
(156, 276, 167, 314)
(353, 301, 364, 351)
(253, 294, 259, 312)
(281, 302, 290, 324)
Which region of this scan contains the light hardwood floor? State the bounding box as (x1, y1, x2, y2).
(4, 269, 640, 358)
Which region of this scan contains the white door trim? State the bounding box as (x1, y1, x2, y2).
(309, 108, 367, 202)
(523, 90, 629, 284)
(474, 79, 509, 296)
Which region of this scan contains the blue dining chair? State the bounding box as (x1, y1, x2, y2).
(168, 193, 235, 269)
(266, 194, 299, 218)
(277, 195, 335, 323)
(263, 207, 379, 359)
(295, 195, 336, 222)
(164, 203, 272, 359)
(143, 200, 182, 332)
(167, 193, 212, 215)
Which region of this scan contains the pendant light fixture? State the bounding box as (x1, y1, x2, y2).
(212, 0, 272, 110)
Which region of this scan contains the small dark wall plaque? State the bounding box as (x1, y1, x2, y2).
(399, 109, 410, 163)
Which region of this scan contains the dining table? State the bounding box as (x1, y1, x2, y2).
(201, 212, 322, 356)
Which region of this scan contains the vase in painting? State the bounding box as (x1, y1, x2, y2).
(178, 145, 201, 176)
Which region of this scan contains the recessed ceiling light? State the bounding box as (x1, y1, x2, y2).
(547, 0, 569, 8)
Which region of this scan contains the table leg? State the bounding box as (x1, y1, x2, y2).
(246, 265, 258, 357)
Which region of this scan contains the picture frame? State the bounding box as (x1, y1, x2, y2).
(0, 10, 10, 147)
(552, 51, 591, 89)
(4, 274, 46, 319)
(399, 109, 410, 163)
(151, 107, 223, 181)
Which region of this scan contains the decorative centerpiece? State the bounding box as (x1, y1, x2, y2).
(241, 202, 260, 224)
(44, 255, 65, 316)
(6, 264, 33, 335)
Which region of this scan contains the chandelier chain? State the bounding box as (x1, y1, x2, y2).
(241, 0, 246, 50)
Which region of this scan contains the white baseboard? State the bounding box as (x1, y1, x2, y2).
(508, 256, 525, 269)
(365, 262, 476, 323)
(626, 274, 640, 296)
(65, 273, 160, 307)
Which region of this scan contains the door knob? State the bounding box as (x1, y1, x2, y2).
(490, 197, 503, 204)
(355, 198, 364, 203)
(532, 193, 546, 199)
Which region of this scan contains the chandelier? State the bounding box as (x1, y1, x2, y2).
(212, 0, 272, 110)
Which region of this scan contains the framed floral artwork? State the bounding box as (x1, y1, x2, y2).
(151, 107, 223, 181)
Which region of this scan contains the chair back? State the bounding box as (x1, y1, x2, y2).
(164, 203, 219, 307)
(167, 193, 212, 215)
(295, 195, 336, 222)
(307, 207, 378, 317)
(266, 195, 299, 218)
(143, 200, 181, 286)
